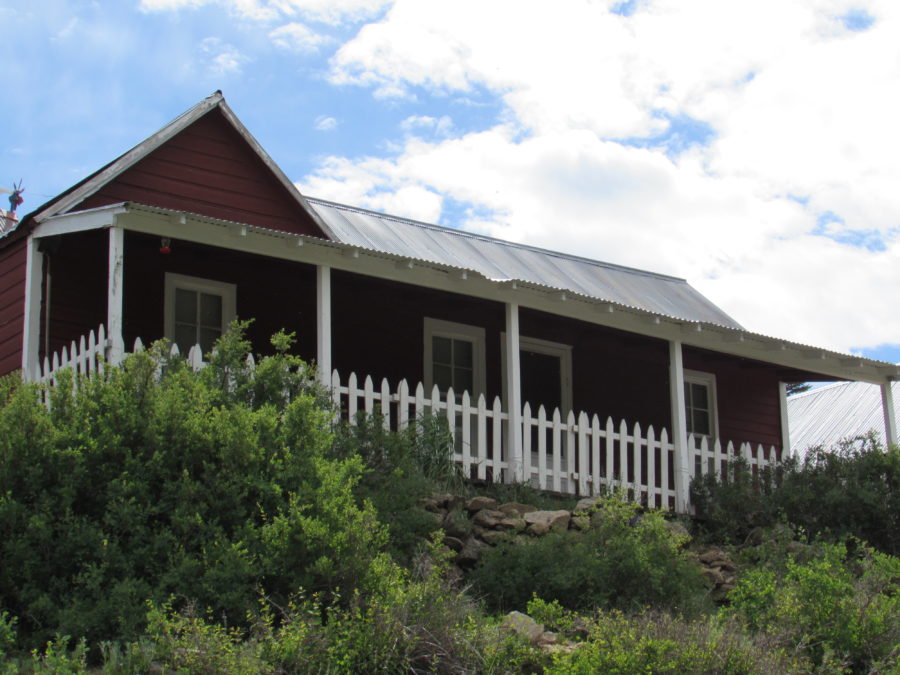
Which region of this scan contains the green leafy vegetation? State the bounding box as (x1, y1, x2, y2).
(691, 434, 900, 555)
(470, 497, 708, 615)
(1, 324, 898, 673)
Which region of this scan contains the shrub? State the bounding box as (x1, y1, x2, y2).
(729, 541, 900, 672)
(691, 436, 900, 555)
(0, 324, 388, 652)
(544, 610, 809, 674)
(470, 496, 707, 614)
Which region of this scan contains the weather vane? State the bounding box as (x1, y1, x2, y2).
(2, 180, 24, 213)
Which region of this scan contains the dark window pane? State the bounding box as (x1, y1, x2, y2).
(691, 383, 708, 409)
(693, 409, 710, 436)
(200, 292, 222, 328)
(454, 366, 473, 394)
(433, 364, 452, 393)
(433, 336, 452, 365)
(175, 288, 196, 324)
(174, 323, 195, 354)
(453, 339, 473, 368)
(199, 327, 221, 354)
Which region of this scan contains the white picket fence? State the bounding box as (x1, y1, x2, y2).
(332, 370, 779, 510)
(30, 324, 781, 512)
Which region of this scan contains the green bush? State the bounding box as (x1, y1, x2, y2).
(470, 496, 707, 614)
(691, 436, 900, 554)
(0, 324, 388, 653)
(729, 541, 900, 672)
(544, 610, 809, 674)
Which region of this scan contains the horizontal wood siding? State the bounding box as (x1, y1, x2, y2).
(0, 238, 27, 376)
(331, 271, 506, 399)
(122, 232, 317, 359)
(520, 308, 671, 430)
(77, 109, 326, 238)
(684, 347, 783, 454)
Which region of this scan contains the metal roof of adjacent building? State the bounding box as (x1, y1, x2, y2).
(788, 380, 899, 454)
(307, 197, 743, 329)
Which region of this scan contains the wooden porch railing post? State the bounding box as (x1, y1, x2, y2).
(668, 340, 691, 513)
(778, 382, 791, 456)
(316, 265, 332, 388)
(106, 227, 125, 366)
(882, 381, 898, 447)
(505, 302, 523, 482)
(22, 235, 44, 380)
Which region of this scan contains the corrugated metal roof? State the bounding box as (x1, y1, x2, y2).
(307, 198, 743, 328)
(788, 381, 898, 454)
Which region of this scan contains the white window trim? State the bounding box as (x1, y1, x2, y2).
(164, 272, 237, 351)
(423, 317, 486, 398)
(501, 334, 573, 416)
(684, 369, 719, 441)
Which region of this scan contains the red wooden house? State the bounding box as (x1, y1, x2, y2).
(1, 92, 896, 511)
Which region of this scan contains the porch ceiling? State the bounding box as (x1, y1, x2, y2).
(31, 201, 900, 386)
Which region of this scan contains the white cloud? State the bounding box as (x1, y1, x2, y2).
(314, 115, 338, 131)
(269, 21, 327, 52)
(199, 37, 248, 75)
(139, 0, 392, 23)
(304, 0, 900, 354)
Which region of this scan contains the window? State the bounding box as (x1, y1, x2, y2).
(684, 369, 718, 441)
(423, 318, 485, 398)
(501, 335, 573, 416)
(164, 273, 236, 355)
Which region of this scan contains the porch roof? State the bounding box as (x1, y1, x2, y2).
(307, 198, 743, 330)
(31, 201, 900, 385)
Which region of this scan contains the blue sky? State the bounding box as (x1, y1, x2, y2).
(3, 0, 899, 366)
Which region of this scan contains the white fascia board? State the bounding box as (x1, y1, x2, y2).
(112, 205, 898, 386)
(31, 203, 129, 238)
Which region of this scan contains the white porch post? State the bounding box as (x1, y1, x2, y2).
(778, 382, 791, 457)
(668, 340, 690, 513)
(106, 227, 125, 365)
(316, 265, 332, 387)
(505, 302, 523, 482)
(21, 236, 44, 380)
(882, 381, 898, 448)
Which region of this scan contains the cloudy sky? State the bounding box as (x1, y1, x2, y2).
(3, 0, 899, 363)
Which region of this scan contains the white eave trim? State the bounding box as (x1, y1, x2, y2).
(32, 202, 900, 386)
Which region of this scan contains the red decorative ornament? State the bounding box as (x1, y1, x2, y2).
(159, 237, 172, 255)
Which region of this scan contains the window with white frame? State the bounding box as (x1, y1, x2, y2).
(164, 273, 236, 356)
(423, 318, 486, 398)
(684, 369, 718, 441)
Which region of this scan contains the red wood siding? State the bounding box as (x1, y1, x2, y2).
(331, 271, 506, 398)
(520, 308, 671, 429)
(0, 238, 27, 376)
(76, 109, 327, 238)
(121, 232, 317, 359)
(684, 347, 783, 453)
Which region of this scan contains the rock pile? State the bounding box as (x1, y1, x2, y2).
(420, 492, 739, 603)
